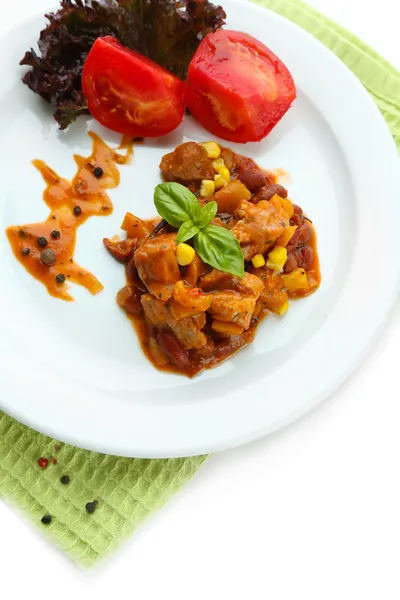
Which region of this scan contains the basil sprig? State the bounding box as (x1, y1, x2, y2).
(154, 182, 244, 278)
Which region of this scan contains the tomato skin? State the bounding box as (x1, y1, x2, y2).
(185, 30, 296, 143)
(82, 37, 186, 138)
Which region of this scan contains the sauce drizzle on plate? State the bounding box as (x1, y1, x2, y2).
(6, 132, 133, 301)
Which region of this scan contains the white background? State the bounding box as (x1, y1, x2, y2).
(1, 1, 399, 598)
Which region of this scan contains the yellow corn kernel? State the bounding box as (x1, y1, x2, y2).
(212, 158, 225, 173)
(214, 173, 227, 189)
(219, 166, 231, 182)
(266, 246, 288, 273)
(251, 254, 266, 268)
(199, 179, 215, 197)
(211, 320, 244, 336)
(201, 141, 221, 159)
(276, 300, 289, 315)
(282, 268, 309, 291)
(176, 243, 195, 266)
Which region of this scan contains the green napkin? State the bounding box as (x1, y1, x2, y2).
(1, 0, 399, 568)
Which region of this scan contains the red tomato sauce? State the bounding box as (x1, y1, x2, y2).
(6, 133, 133, 301)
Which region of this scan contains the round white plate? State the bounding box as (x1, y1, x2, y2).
(0, 0, 399, 458)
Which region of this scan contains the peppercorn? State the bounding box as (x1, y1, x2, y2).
(37, 237, 48, 248)
(85, 501, 97, 514)
(51, 230, 60, 240)
(94, 166, 103, 178)
(40, 249, 56, 266)
(41, 515, 52, 525)
(73, 206, 82, 216)
(55, 273, 66, 284)
(52, 458, 57, 465)
(60, 475, 70, 485)
(38, 457, 49, 469)
(21, 248, 30, 256)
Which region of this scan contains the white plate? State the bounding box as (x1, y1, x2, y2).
(0, 0, 399, 458)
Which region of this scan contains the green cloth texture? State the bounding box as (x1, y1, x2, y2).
(1, 0, 400, 569)
(0, 413, 208, 566)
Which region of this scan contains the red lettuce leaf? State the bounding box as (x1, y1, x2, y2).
(21, 0, 225, 129)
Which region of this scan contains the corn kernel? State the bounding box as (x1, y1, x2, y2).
(176, 243, 195, 266)
(214, 174, 227, 189)
(219, 166, 231, 182)
(266, 246, 288, 273)
(201, 141, 221, 159)
(199, 179, 215, 197)
(276, 300, 289, 315)
(212, 158, 225, 173)
(251, 254, 265, 268)
(282, 268, 309, 291)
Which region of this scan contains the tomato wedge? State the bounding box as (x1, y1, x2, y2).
(82, 37, 186, 138)
(185, 30, 296, 143)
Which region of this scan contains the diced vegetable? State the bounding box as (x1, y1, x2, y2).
(214, 174, 227, 190)
(170, 280, 212, 320)
(116, 285, 141, 316)
(276, 300, 289, 315)
(176, 243, 196, 266)
(149, 337, 167, 366)
(276, 225, 297, 248)
(282, 268, 309, 291)
(121, 212, 150, 240)
(251, 254, 266, 268)
(169, 299, 199, 320)
(184, 254, 206, 286)
(220, 147, 235, 170)
(267, 246, 288, 273)
(212, 158, 225, 173)
(214, 180, 252, 214)
(270, 194, 294, 221)
(219, 167, 231, 182)
(200, 180, 216, 197)
(211, 320, 244, 336)
(201, 142, 221, 159)
(172, 280, 212, 311)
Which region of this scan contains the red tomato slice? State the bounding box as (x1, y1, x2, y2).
(185, 30, 296, 143)
(82, 37, 186, 138)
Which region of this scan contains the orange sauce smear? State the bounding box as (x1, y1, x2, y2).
(6, 132, 133, 301)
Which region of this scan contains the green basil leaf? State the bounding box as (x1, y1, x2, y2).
(195, 201, 218, 228)
(194, 225, 245, 278)
(154, 182, 200, 228)
(176, 220, 200, 244)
